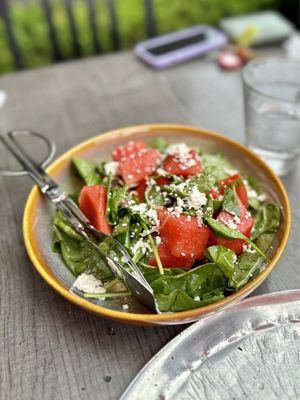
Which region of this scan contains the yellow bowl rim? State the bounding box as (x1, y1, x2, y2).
(23, 123, 291, 323)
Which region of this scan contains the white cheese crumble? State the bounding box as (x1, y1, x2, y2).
(156, 167, 168, 176)
(233, 215, 241, 225)
(176, 196, 185, 208)
(145, 208, 160, 230)
(225, 169, 239, 175)
(186, 187, 207, 210)
(232, 254, 238, 263)
(242, 244, 256, 253)
(196, 210, 204, 227)
(194, 296, 200, 301)
(155, 236, 162, 246)
(165, 142, 190, 156)
(73, 273, 106, 294)
(104, 161, 119, 176)
(165, 142, 197, 170)
(175, 182, 187, 192)
(245, 211, 252, 220)
(122, 304, 129, 311)
(247, 189, 258, 198)
(257, 194, 267, 202)
(220, 217, 237, 230)
(131, 203, 148, 213)
(131, 238, 152, 255)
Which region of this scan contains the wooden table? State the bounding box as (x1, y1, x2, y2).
(0, 51, 299, 400)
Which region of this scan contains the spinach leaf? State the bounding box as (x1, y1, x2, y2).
(53, 212, 83, 241)
(222, 187, 240, 217)
(112, 214, 130, 237)
(54, 226, 113, 279)
(105, 172, 113, 223)
(112, 214, 131, 248)
(155, 290, 224, 312)
(150, 137, 168, 152)
(187, 166, 217, 193)
(252, 203, 280, 240)
(107, 185, 128, 224)
(72, 157, 102, 185)
(247, 175, 261, 193)
(248, 197, 261, 211)
(143, 266, 183, 284)
(228, 250, 262, 290)
(161, 184, 187, 198)
(228, 232, 275, 290)
(205, 217, 268, 260)
(145, 185, 165, 207)
(245, 176, 261, 210)
(150, 263, 227, 312)
(201, 154, 234, 180)
(129, 222, 143, 243)
(203, 196, 214, 218)
(205, 245, 236, 279)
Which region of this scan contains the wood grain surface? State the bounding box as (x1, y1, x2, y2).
(0, 51, 299, 400)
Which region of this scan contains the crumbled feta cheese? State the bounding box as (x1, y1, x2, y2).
(147, 177, 156, 186)
(155, 236, 162, 246)
(122, 304, 129, 311)
(176, 182, 187, 192)
(245, 211, 252, 220)
(196, 209, 204, 227)
(242, 244, 256, 253)
(257, 194, 267, 202)
(247, 189, 258, 198)
(165, 142, 197, 170)
(232, 254, 237, 263)
(176, 197, 185, 208)
(233, 215, 241, 225)
(156, 167, 168, 176)
(194, 296, 200, 301)
(131, 238, 152, 255)
(131, 203, 148, 213)
(173, 206, 182, 218)
(73, 273, 106, 294)
(225, 169, 239, 175)
(222, 218, 237, 230)
(186, 187, 207, 210)
(166, 143, 190, 156)
(104, 161, 119, 176)
(145, 208, 160, 229)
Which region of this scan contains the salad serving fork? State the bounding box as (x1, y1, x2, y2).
(0, 130, 159, 313)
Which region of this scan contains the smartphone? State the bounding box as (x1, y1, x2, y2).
(134, 25, 228, 69)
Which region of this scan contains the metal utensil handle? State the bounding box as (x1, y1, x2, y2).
(0, 130, 56, 184)
(0, 130, 158, 312)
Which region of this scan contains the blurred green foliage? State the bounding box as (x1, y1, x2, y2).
(0, 0, 278, 74)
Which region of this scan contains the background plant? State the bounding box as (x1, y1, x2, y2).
(0, 0, 279, 74)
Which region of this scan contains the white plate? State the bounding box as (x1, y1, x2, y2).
(122, 290, 300, 399)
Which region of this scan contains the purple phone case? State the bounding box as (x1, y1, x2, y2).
(134, 25, 228, 69)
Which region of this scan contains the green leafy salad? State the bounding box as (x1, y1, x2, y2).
(52, 137, 281, 312)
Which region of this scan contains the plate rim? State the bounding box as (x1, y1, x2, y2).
(22, 123, 291, 324)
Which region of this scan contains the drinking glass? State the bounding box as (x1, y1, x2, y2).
(242, 58, 300, 176)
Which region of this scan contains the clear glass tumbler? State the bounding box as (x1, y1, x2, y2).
(242, 58, 300, 176)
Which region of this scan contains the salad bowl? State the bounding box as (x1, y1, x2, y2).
(23, 124, 290, 326)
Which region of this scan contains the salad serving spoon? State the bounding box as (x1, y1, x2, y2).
(0, 130, 160, 313)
